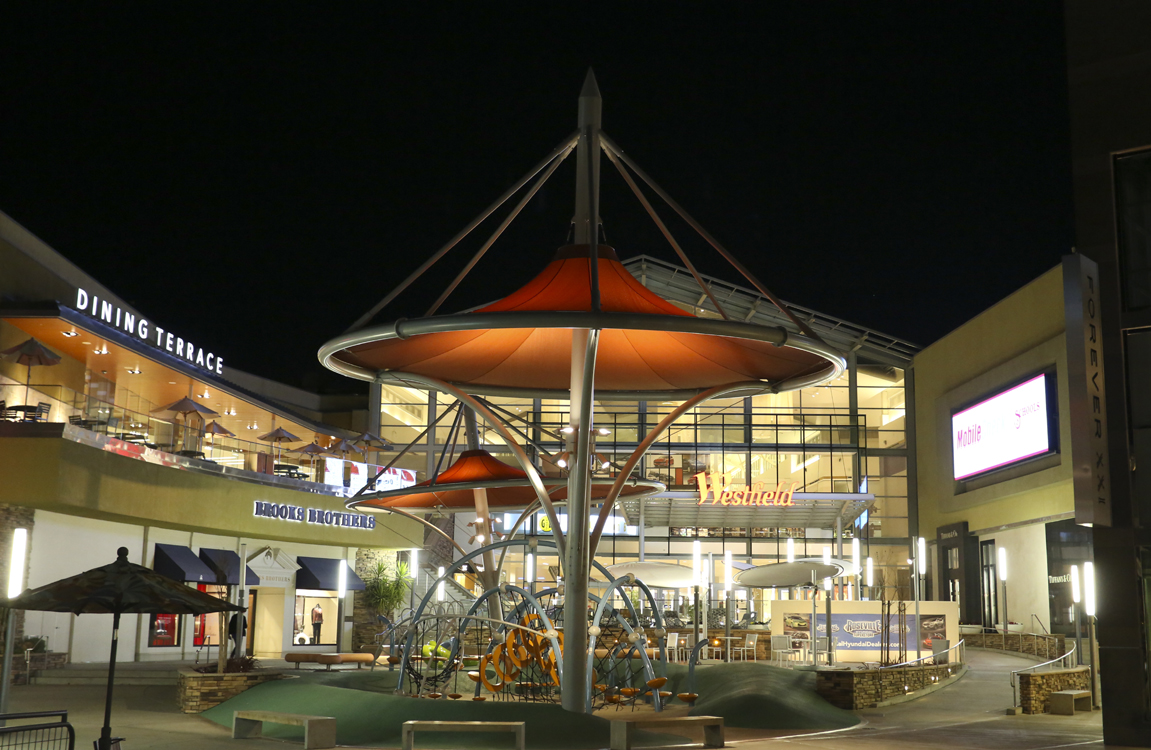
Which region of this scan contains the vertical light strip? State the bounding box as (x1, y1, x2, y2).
(724, 550, 732, 593)
(410, 548, 419, 578)
(437, 566, 445, 602)
(7, 529, 26, 598)
(997, 547, 1007, 582)
(1084, 561, 1095, 617)
(865, 557, 873, 587)
(786, 537, 795, 564)
(337, 559, 348, 599)
(1071, 565, 1081, 604)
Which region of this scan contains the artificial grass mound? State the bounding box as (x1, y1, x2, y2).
(201, 672, 683, 749)
(202, 663, 857, 747)
(660, 662, 861, 730)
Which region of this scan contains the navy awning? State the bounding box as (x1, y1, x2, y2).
(153, 543, 215, 584)
(296, 557, 365, 592)
(198, 548, 259, 586)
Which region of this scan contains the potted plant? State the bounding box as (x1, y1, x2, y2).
(361, 560, 411, 621)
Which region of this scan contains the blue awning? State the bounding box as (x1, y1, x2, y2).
(153, 543, 215, 584)
(296, 557, 365, 592)
(198, 548, 259, 586)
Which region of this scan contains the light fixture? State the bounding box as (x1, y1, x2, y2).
(917, 537, 926, 575)
(998, 547, 1007, 582)
(692, 540, 701, 587)
(526, 552, 534, 582)
(126, 367, 141, 375)
(1071, 565, 1081, 604)
(476, 534, 485, 544)
(337, 560, 348, 599)
(561, 426, 574, 434)
(866, 557, 874, 587)
(61, 330, 78, 338)
(851, 538, 860, 574)
(597, 427, 611, 436)
(822, 546, 831, 566)
(556, 451, 570, 468)
(824, 577, 832, 592)
(724, 550, 732, 592)
(8, 529, 27, 598)
(1084, 561, 1096, 617)
(437, 566, 445, 602)
(410, 549, 419, 577)
(786, 537, 795, 564)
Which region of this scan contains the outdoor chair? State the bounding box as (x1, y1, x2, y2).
(664, 632, 679, 662)
(770, 635, 797, 667)
(733, 632, 758, 661)
(29, 402, 51, 422)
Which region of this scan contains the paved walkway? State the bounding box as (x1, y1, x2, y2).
(1, 650, 1121, 749)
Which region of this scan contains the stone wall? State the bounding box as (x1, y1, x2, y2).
(1018, 667, 1090, 714)
(0, 505, 35, 647)
(816, 663, 963, 709)
(176, 669, 287, 713)
(352, 548, 397, 650)
(964, 632, 1067, 659)
(3, 651, 68, 685)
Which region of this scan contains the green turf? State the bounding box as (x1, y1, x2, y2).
(202, 662, 857, 747)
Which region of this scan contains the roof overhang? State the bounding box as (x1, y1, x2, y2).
(617, 491, 873, 529)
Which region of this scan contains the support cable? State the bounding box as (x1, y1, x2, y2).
(344, 131, 581, 333)
(349, 400, 462, 500)
(600, 133, 827, 345)
(426, 141, 577, 316)
(428, 402, 465, 487)
(603, 146, 729, 320)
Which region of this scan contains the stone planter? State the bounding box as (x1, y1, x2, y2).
(177, 668, 288, 713)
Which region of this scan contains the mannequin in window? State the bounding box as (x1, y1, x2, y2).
(311, 604, 324, 643)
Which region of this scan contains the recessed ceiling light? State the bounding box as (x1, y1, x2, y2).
(126, 368, 141, 375)
(168, 382, 177, 385)
(61, 330, 78, 338)
(81, 341, 92, 345)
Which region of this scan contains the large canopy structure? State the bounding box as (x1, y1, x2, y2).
(319, 71, 846, 713)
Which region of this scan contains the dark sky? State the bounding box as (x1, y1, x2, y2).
(1, 4, 1073, 391)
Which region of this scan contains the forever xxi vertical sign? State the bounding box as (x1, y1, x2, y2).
(1064, 253, 1111, 527)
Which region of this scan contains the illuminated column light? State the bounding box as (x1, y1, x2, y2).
(823, 577, 832, 592)
(1071, 565, 1081, 604)
(410, 548, 419, 578)
(917, 537, 926, 576)
(997, 547, 1007, 582)
(337, 559, 348, 599)
(724, 550, 732, 593)
(437, 566, 445, 602)
(1084, 562, 1095, 617)
(822, 546, 831, 566)
(786, 537, 795, 564)
(526, 553, 534, 582)
(866, 557, 873, 587)
(7, 529, 26, 598)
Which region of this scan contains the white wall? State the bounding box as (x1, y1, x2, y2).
(978, 522, 1050, 633)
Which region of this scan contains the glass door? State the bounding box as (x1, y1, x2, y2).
(980, 540, 998, 629)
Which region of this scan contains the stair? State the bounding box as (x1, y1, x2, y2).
(32, 665, 179, 687)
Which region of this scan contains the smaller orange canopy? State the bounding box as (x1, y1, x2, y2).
(351, 449, 660, 511)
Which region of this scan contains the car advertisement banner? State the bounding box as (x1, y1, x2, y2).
(781, 612, 947, 651)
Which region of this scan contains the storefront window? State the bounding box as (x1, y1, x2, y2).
(148, 614, 180, 647)
(294, 590, 338, 646)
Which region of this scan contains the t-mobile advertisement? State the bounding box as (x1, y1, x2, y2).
(952, 373, 1052, 480)
(781, 612, 947, 651)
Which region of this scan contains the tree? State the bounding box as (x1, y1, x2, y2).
(361, 560, 411, 620)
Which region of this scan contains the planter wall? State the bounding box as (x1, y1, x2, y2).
(964, 632, 1067, 659)
(1018, 667, 1090, 714)
(816, 663, 963, 709)
(177, 668, 287, 713)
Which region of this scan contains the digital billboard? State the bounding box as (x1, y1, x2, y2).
(952, 373, 1054, 480)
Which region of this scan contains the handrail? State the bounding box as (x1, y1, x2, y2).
(1010, 643, 1078, 708)
(878, 638, 965, 669)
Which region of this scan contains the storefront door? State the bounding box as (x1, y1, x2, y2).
(980, 540, 999, 629)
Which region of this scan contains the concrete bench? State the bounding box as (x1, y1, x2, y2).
(1050, 689, 1092, 715)
(316, 653, 375, 670)
(233, 710, 337, 749)
(610, 715, 724, 750)
(402, 720, 525, 750)
(285, 652, 321, 667)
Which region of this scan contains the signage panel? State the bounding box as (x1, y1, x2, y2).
(951, 374, 1052, 480)
(782, 612, 947, 652)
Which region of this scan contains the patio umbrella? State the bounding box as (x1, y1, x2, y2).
(1, 337, 61, 405)
(352, 430, 393, 467)
(6, 547, 242, 750)
(293, 442, 332, 481)
(153, 398, 219, 452)
(257, 426, 300, 463)
(203, 421, 235, 454)
(328, 438, 363, 460)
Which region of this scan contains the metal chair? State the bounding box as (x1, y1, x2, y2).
(665, 631, 680, 662)
(734, 632, 758, 661)
(771, 634, 798, 667)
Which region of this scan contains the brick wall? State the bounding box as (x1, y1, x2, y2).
(964, 632, 1067, 658)
(0, 505, 35, 649)
(177, 669, 286, 713)
(352, 548, 397, 650)
(816, 663, 963, 709)
(1018, 667, 1090, 714)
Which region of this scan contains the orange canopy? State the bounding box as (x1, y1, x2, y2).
(351, 449, 659, 511)
(330, 245, 835, 396)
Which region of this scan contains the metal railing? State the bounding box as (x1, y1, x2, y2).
(0, 711, 75, 749)
(877, 638, 966, 669)
(1010, 643, 1079, 708)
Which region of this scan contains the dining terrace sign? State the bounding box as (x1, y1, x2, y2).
(694, 473, 799, 506)
(73, 287, 225, 375)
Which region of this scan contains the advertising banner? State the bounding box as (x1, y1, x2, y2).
(781, 612, 947, 651)
(951, 374, 1051, 480)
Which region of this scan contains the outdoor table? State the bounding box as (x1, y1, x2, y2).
(716, 635, 740, 662)
(8, 405, 40, 421)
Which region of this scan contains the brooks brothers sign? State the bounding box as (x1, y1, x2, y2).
(694, 473, 799, 506)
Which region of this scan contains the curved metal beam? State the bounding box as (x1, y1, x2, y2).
(364, 506, 467, 557)
(589, 380, 765, 556)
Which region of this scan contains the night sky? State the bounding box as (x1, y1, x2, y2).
(1, 4, 1073, 390)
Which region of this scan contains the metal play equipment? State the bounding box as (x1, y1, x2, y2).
(320, 72, 845, 712)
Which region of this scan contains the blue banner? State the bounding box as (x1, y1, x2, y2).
(780, 612, 947, 651)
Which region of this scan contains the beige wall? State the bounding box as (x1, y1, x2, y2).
(0, 436, 421, 549)
(914, 264, 1074, 538)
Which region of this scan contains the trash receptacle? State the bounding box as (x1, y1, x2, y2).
(932, 638, 951, 664)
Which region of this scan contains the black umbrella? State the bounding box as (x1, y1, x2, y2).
(6, 547, 243, 750)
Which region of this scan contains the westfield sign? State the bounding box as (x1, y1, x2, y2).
(694, 472, 799, 507)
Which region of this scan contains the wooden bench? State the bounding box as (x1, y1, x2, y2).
(233, 710, 337, 749)
(402, 720, 525, 750)
(316, 653, 375, 670)
(285, 652, 321, 667)
(610, 715, 724, 750)
(1050, 689, 1092, 715)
